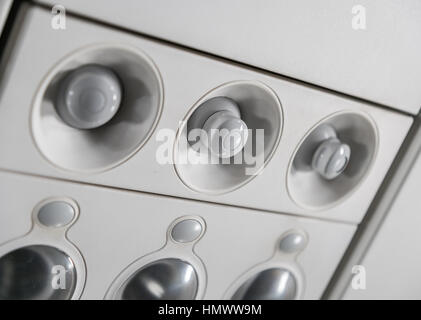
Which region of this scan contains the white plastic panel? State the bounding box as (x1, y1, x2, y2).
(0, 6, 413, 224)
(0, 0, 12, 34)
(36, 0, 421, 114)
(344, 149, 421, 299)
(0, 171, 356, 299)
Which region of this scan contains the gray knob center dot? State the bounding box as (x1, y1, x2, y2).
(171, 219, 203, 243)
(37, 201, 75, 228)
(79, 88, 106, 114)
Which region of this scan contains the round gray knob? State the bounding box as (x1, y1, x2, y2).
(56, 64, 122, 129)
(201, 110, 248, 159)
(312, 138, 351, 180)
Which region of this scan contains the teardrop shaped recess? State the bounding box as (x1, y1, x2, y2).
(232, 268, 297, 300)
(0, 245, 77, 300)
(119, 258, 198, 300)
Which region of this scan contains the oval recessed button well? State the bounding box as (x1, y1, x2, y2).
(37, 201, 75, 228)
(171, 219, 202, 243)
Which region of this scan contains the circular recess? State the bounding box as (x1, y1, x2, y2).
(31, 43, 163, 173)
(115, 258, 198, 300)
(287, 111, 378, 209)
(231, 268, 297, 300)
(174, 81, 283, 194)
(0, 245, 77, 300)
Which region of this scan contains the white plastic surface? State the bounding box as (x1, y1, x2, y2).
(36, 0, 421, 114)
(0, 6, 413, 224)
(0, 0, 12, 35)
(343, 150, 421, 300)
(0, 171, 356, 299)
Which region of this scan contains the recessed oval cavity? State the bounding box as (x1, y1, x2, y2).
(117, 258, 198, 300)
(0, 245, 77, 300)
(287, 112, 378, 209)
(31, 44, 163, 173)
(174, 81, 283, 194)
(232, 268, 297, 300)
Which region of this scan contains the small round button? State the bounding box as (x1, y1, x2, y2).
(56, 64, 122, 129)
(279, 233, 307, 254)
(232, 268, 297, 300)
(171, 219, 203, 243)
(37, 201, 75, 228)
